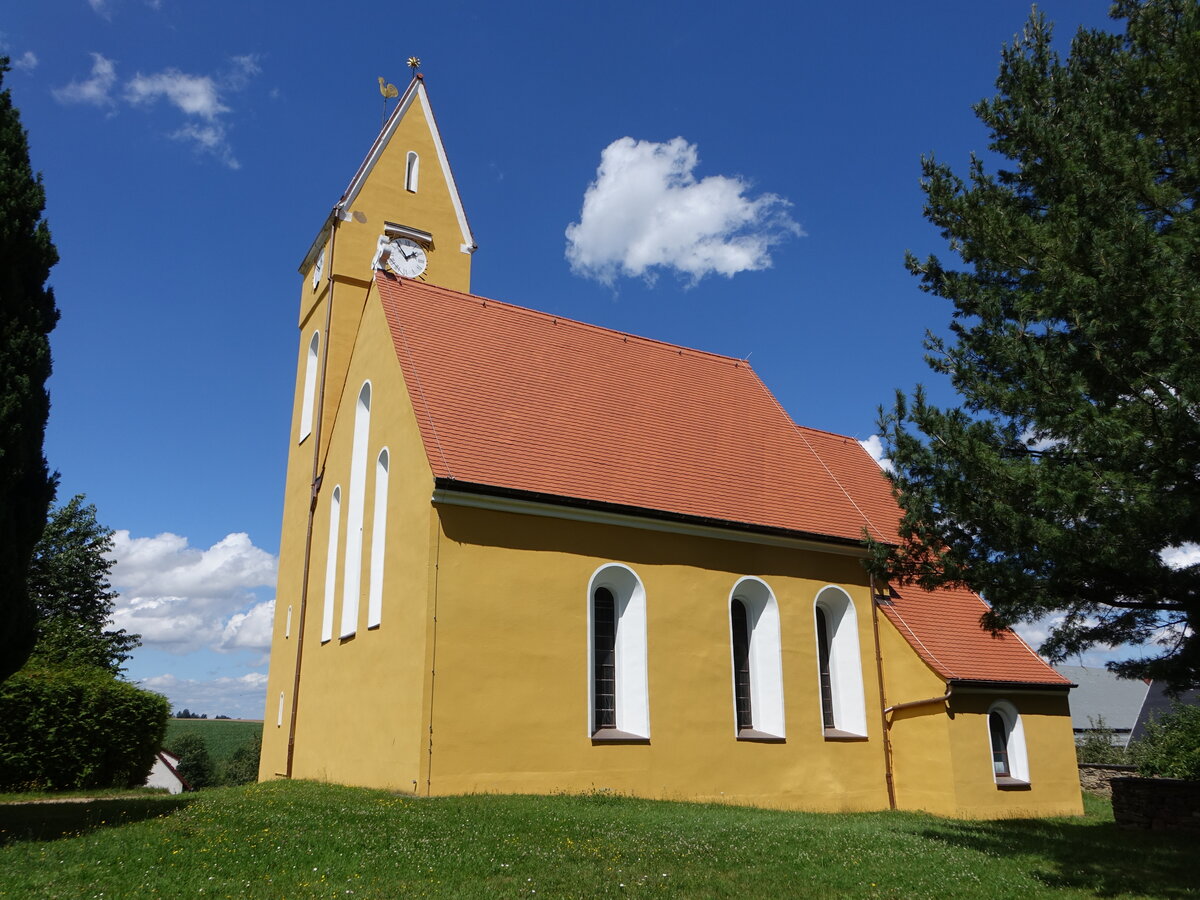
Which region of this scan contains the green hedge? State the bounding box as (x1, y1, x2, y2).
(0, 664, 169, 791)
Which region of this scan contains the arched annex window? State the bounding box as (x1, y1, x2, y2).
(987, 699, 1030, 785)
(729, 577, 785, 740)
(298, 331, 319, 442)
(813, 586, 868, 737)
(587, 564, 649, 740)
(341, 382, 371, 638)
(405, 151, 419, 192)
(366, 447, 389, 629)
(321, 485, 342, 643)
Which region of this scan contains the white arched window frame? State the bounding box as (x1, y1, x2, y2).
(814, 586, 868, 737)
(341, 382, 371, 638)
(728, 577, 786, 739)
(987, 699, 1030, 785)
(405, 151, 419, 192)
(277, 691, 285, 727)
(366, 447, 389, 629)
(586, 564, 650, 740)
(298, 331, 319, 442)
(321, 485, 342, 643)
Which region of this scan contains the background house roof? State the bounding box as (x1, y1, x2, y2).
(379, 273, 1068, 687)
(1055, 665, 1150, 738)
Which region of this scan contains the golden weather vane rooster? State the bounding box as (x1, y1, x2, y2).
(378, 76, 400, 125)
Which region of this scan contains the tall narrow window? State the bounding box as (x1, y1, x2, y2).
(989, 712, 1010, 776)
(321, 486, 341, 643)
(987, 700, 1030, 785)
(731, 599, 752, 731)
(405, 151, 419, 192)
(815, 607, 835, 729)
(587, 564, 649, 739)
(298, 331, 319, 442)
(813, 586, 868, 737)
(367, 447, 389, 629)
(341, 382, 371, 638)
(592, 587, 616, 731)
(729, 578, 785, 739)
(277, 692, 284, 727)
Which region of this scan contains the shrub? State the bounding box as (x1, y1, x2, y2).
(1134, 703, 1200, 781)
(1075, 716, 1135, 765)
(168, 732, 215, 789)
(220, 733, 261, 786)
(0, 664, 169, 790)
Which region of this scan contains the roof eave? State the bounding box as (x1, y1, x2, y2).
(432, 477, 876, 555)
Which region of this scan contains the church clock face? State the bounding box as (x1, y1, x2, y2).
(386, 237, 428, 279)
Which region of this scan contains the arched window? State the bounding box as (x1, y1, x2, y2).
(587, 564, 649, 739)
(405, 151, 419, 192)
(277, 691, 285, 728)
(366, 447, 389, 629)
(729, 577, 785, 739)
(341, 382, 371, 638)
(987, 700, 1030, 785)
(298, 331, 319, 442)
(321, 485, 341, 643)
(813, 586, 867, 737)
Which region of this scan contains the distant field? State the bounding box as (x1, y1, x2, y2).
(164, 719, 262, 765)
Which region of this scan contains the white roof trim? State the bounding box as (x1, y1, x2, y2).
(431, 488, 869, 557)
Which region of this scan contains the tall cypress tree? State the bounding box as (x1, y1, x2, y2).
(0, 58, 60, 682)
(869, 1, 1200, 689)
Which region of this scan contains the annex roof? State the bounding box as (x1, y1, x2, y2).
(377, 272, 1068, 687)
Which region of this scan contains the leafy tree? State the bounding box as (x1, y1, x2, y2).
(0, 57, 60, 682)
(168, 732, 214, 789)
(27, 495, 139, 674)
(1134, 703, 1200, 780)
(221, 733, 261, 786)
(869, 0, 1200, 689)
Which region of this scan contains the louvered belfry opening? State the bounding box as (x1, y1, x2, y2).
(593, 587, 617, 731)
(816, 606, 835, 730)
(731, 598, 753, 731)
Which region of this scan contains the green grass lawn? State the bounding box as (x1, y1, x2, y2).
(164, 718, 262, 766)
(0, 783, 1193, 899)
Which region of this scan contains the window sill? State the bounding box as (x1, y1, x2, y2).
(823, 728, 868, 742)
(995, 777, 1031, 790)
(737, 729, 785, 743)
(591, 728, 650, 744)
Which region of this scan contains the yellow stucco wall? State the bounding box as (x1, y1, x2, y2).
(422, 505, 891, 811)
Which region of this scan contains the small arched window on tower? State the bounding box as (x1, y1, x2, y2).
(341, 382, 372, 639)
(729, 577, 785, 740)
(588, 564, 649, 741)
(987, 700, 1030, 787)
(405, 151, 419, 193)
(366, 447, 389, 629)
(813, 586, 868, 738)
(321, 485, 342, 644)
(298, 331, 319, 443)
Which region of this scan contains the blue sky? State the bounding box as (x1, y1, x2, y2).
(4, 0, 1127, 717)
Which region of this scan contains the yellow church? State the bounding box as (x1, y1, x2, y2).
(259, 74, 1082, 819)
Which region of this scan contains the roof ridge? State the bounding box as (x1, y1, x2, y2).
(396, 276, 750, 366)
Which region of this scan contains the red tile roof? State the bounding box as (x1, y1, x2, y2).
(377, 273, 1067, 687)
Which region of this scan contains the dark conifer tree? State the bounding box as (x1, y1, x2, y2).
(0, 58, 60, 682)
(870, 1, 1200, 689)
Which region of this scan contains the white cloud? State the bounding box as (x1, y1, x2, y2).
(139, 672, 269, 720)
(858, 435, 895, 473)
(1160, 542, 1200, 570)
(53, 53, 259, 168)
(88, 0, 111, 16)
(13, 51, 38, 73)
(125, 69, 227, 120)
(565, 136, 802, 286)
(52, 53, 118, 108)
(109, 530, 277, 655)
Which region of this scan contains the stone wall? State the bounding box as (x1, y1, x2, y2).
(1111, 776, 1200, 830)
(1078, 763, 1136, 797)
